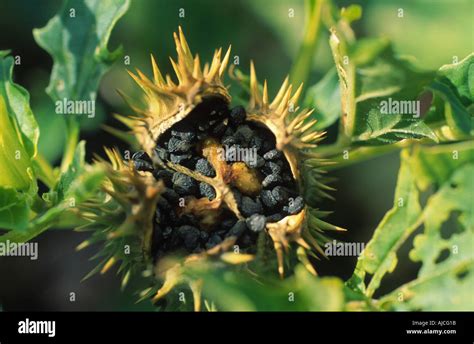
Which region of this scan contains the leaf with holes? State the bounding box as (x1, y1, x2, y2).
(380, 163, 474, 310)
(348, 142, 474, 310)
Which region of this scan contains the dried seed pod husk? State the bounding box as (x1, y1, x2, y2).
(80, 27, 343, 311)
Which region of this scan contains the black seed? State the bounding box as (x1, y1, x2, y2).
(266, 213, 283, 222)
(222, 135, 237, 147)
(168, 137, 192, 153)
(232, 188, 243, 206)
(178, 225, 201, 251)
(200, 231, 209, 242)
(133, 159, 153, 172)
(261, 140, 273, 154)
(153, 146, 169, 161)
(195, 158, 216, 177)
(163, 226, 173, 239)
(285, 196, 305, 215)
(229, 106, 246, 126)
(262, 161, 282, 175)
(211, 121, 227, 136)
(176, 214, 200, 227)
(170, 153, 192, 164)
(198, 122, 210, 131)
(240, 234, 253, 247)
(272, 186, 290, 203)
(197, 132, 207, 140)
(153, 169, 173, 185)
(246, 214, 266, 233)
(205, 234, 222, 249)
(263, 149, 282, 160)
(282, 172, 294, 184)
(261, 189, 278, 208)
(157, 197, 172, 212)
(240, 196, 263, 217)
(162, 188, 180, 203)
(171, 130, 196, 142)
(235, 125, 254, 143)
(132, 150, 152, 163)
(155, 207, 163, 223)
(224, 127, 234, 137)
(249, 136, 263, 151)
(215, 229, 228, 237)
(182, 156, 200, 169)
(167, 210, 179, 224)
(226, 220, 247, 238)
(262, 174, 283, 188)
(221, 217, 237, 230)
(172, 172, 198, 195)
(199, 182, 216, 200)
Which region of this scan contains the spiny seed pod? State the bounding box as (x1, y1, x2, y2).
(79, 27, 344, 310)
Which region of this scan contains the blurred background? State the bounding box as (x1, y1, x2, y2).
(0, 0, 471, 310)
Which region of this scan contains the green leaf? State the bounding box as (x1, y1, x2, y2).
(438, 53, 474, 104)
(408, 141, 474, 191)
(380, 163, 474, 310)
(340, 4, 362, 23)
(0, 51, 39, 159)
(0, 164, 105, 243)
(0, 187, 29, 231)
(0, 96, 34, 191)
(187, 264, 345, 311)
(0, 52, 39, 191)
(424, 54, 474, 138)
(348, 149, 422, 297)
(0, 52, 39, 230)
(33, 0, 130, 104)
(349, 142, 474, 310)
(329, 31, 438, 145)
(304, 68, 341, 130)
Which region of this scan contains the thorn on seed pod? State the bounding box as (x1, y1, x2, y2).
(266, 213, 283, 222)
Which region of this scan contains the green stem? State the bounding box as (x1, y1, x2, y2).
(34, 153, 56, 189)
(290, 0, 325, 86)
(0, 204, 66, 243)
(315, 140, 412, 171)
(60, 118, 80, 173)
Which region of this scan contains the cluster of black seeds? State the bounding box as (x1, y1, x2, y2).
(131, 97, 305, 262)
